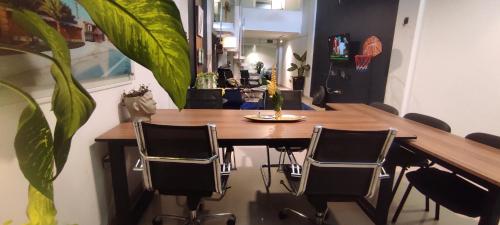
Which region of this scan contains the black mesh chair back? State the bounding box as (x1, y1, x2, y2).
(186, 89, 223, 109)
(240, 70, 250, 86)
(223, 89, 244, 109)
(264, 90, 303, 110)
(404, 113, 451, 132)
(312, 86, 327, 108)
(298, 127, 397, 197)
(466, 133, 500, 149)
(370, 102, 399, 115)
(217, 68, 226, 87)
(133, 122, 223, 195)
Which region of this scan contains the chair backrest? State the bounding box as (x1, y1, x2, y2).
(297, 127, 397, 198)
(186, 89, 223, 109)
(264, 90, 303, 110)
(404, 113, 451, 132)
(312, 86, 327, 108)
(369, 102, 399, 115)
(466, 133, 500, 149)
(133, 122, 224, 195)
(240, 70, 250, 79)
(223, 89, 244, 109)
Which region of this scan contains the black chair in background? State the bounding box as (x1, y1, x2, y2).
(222, 89, 244, 109)
(186, 89, 223, 109)
(392, 132, 500, 223)
(264, 90, 303, 110)
(217, 69, 234, 88)
(312, 86, 327, 108)
(132, 122, 236, 225)
(279, 127, 397, 224)
(261, 90, 305, 192)
(369, 102, 399, 115)
(240, 70, 250, 87)
(388, 113, 451, 219)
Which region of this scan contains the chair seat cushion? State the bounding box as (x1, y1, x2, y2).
(406, 168, 487, 217)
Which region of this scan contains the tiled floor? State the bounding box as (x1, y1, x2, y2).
(139, 147, 479, 225)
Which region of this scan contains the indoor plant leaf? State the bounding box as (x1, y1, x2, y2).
(25, 184, 57, 225)
(11, 9, 96, 179)
(78, 0, 191, 109)
(0, 81, 54, 199)
(301, 51, 307, 62)
(293, 53, 302, 61)
(303, 64, 311, 71)
(288, 63, 298, 71)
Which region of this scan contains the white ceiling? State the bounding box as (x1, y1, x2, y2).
(243, 30, 299, 40)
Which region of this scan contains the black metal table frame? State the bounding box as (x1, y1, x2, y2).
(104, 138, 411, 225)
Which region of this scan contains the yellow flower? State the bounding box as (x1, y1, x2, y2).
(267, 65, 277, 96)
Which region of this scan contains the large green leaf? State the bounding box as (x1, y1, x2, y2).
(0, 81, 54, 199)
(25, 185, 57, 225)
(11, 9, 96, 178)
(78, 0, 191, 108)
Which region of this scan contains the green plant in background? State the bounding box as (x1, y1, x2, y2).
(255, 61, 264, 74)
(195, 72, 218, 89)
(0, 0, 190, 224)
(287, 51, 311, 77)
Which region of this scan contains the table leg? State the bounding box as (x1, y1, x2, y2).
(265, 146, 272, 193)
(478, 188, 500, 225)
(109, 142, 153, 225)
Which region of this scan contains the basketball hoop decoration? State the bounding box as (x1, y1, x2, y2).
(355, 36, 382, 71)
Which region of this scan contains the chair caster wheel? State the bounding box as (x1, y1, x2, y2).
(278, 210, 288, 220)
(152, 217, 162, 225)
(226, 218, 236, 225)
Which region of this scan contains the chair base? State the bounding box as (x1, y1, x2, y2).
(152, 210, 236, 225)
(279, 208, 330, 225)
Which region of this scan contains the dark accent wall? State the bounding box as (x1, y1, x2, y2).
(310, 0, 399, 103)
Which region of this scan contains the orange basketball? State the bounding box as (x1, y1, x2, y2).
(362, 36, 382, 57)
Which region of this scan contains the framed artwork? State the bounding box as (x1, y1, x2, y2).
(0, 0, 132, 99)
(197, 5, 204, 37)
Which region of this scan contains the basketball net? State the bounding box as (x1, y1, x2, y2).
(355, 55, 371, 71)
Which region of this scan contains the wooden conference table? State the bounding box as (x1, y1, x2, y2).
(95, 104, 500, 225)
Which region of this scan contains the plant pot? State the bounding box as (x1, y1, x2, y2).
(292, 76, 305, 91)
(123, 91, 157, 122)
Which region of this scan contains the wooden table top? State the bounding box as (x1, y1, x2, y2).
(95, 108, 416, 142)
(328, 103, 500, 188)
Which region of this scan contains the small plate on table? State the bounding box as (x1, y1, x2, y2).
(244, 114, 306, 122)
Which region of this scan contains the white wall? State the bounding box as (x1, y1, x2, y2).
(384, 0, 421, 111)
(242, 7, 302, 33)
(243, 44, 277, 73)
(0, 1, 188, 224)
(386, 0, 500, 136)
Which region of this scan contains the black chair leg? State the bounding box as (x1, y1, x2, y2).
(425, 197, 430, 212)
(435, 203, 440, 220)
(392, 167, 407, 199)
(392, 184, 413, 223)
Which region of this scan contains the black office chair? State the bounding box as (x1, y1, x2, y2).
(261, 90, 305, 192)
(132, 122, 236, 225)
(388, 113, 451, 214)
(264, 90, 303, 110)
(223, 88, 244, 109)
(279, 127, 397, 224)
(369, 102, 399, 115)
(312, 86, 327, 108)
(186, 89, 223, 109)
(392, 132, 500, 223)
(240, 70, 250, 87)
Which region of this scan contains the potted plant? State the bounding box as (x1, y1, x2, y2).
(122, 85, 157, 122)
(255, 61, 264, 74)
(195, 72, 218, 89)
(287, 51, 311, 91)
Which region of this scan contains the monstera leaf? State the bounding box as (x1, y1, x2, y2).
(10, 9, 96, 179)
(78, 0, 191, 108)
